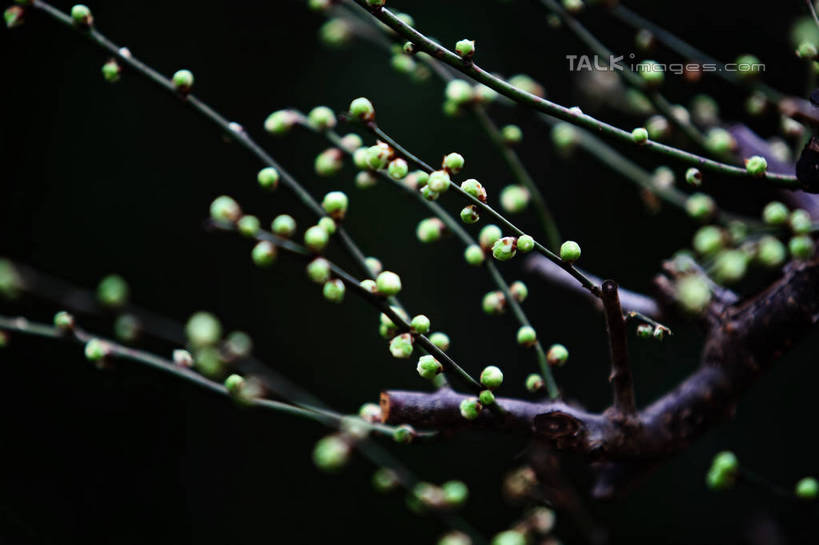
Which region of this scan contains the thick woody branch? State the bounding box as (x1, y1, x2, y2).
(382, 254, 819, 495)
(601, 281, 635, 416)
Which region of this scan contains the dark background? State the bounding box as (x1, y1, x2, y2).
(1, 1, 818, 543)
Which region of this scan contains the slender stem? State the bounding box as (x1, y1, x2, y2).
(809, 0, 819, 29)
(0, 315, 404, 437)
(352, 1, 801, 188)
(471, 105, 562, 250)
(368, 122, 602, 297)
(600, 281, 636, 415)
(538, 0, 712, 154)
(30, 0, 374, 281)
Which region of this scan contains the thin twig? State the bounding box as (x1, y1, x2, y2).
(600, 281, 636, 415)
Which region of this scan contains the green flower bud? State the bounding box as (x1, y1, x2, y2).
(372, 468, 400, 492)
(460, 205, 480, 224)
(706, 451, 738, 490)
(744, 155, 767, 176)
(353, 147, 370, 170)
(795, 477, 819, 499)
(756, 236, 786, 267)
(417, 217, 445, 243)
(797, 41, 818, 60)
(210, 195, 241, 223)
(500, 185, 530, 214)
(790, 235, 815, 259)
(417, 354, 443, 379)
(525, 373, 544, 392)
(173, 349, 194, 367)
(478, 389, 496, 406)
(319, 18, 352, 48)
(360, 279, 377, 293)
(251, 240, 276, 267)
(442, 480, 469, 506)
(349, 97, 375, 121)
(171, 69, 194, 93)
(54, 311, 75, 332)
(491, 530, 526, 545)
(256, 166, 280, 191)
(407, 170, 429, 189)
(264, 109, 298, 135)
(271, 214, 296, 237)
(315, 148, 344, 177)
(676, 275, 711, 313)
(114, 314, 140, 343)
(366, 257, 383, 275)
(763, 201, 789, 225)
(307, 105, 336, 130)
(366, 0, 386, 7)
(321, 191, 349, 220)
(713, 250, 748, 284)
(376, 271, 402, 296)
(366, 143, 392, 170)
(420, 185, 440, 201)
(224, 373, 246, 398)
(509, 280, 528, 302)
(492, 237, 517, 261)
(402, 40, 416, 54)
(438, 532, 471, 545)
(631, 127, 649, 144)
(684, 167, 703, 187)
(646, 115, 670, 140)
(790, 209, 812, 234)
(692, 225, 724, 255)
(517, 325, 537, 347)
(317, 217, 336, 235)
(193, 346, 224, 377)
(560, 240, 581, 262)
(186, 311, 221, 347)
(101, 59, 121, 82)
(636, 324, 654, 338)
(304, 225, 329, 252)
(455, 39, 475, 58)
(547, 343, 569, 366)
(223, 331, 252, 360)
(736, 54, 762, 78)
(480, 365, 503, 389)
(516, 235, 535, 254)
(4, 6, 24, 28)
(70, 4, 92, 26)
(237, 215, 260, 237)
(390, 333, 414, 359)
(443, 152, 465, 174)
(459, 397, 482, 420)
(388, 158, 409, 180)
(479, 224, 502, 250)
(686, 193, 716, 221)
(705, 128, 735, 155)
(358, 403, 381, 424)
(445, 79, 474, 106)
(306, 258, 331, 284)
(391, 53, 416, 74)
(355, 171, 378, 189)
(322, 278, 345, 303)
(482, 290, 506, 315)
(313, 435, 351, 472)
(84, 338, 109, 362)
(98, 274, 129, 308)
(429, 331, 450, 351)
(509, 73, 544, 97)
(339, 134, 363, 154)
(501, 124, 523, 145)
(638, 59, 664, 86)
(552, 122, 578, 153)
(463, 244, 485, 266)
(428, 170, 451, 193)
(460, 178, 487, 201)
(308, 0, 331, 12)
(411, 314, 431, 335)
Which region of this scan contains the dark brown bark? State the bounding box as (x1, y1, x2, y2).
(381, 255, 819, 496)
(601, 280, 635, 416)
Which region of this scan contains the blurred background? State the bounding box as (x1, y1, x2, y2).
(1, 1, 818, 543)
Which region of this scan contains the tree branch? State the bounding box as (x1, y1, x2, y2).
(601, 281, 635, 416)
